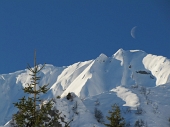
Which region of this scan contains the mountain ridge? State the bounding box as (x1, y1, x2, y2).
(1, 48, 170, 126)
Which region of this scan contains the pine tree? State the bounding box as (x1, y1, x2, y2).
(105, 104, 125, 127)
(13, 51, 59, 127)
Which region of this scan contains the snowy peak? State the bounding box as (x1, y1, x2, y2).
(1, 49, 170, 126)
(59, 49, 157, 98)
(113, 48, 124, 57)
(113, 49, 146, 66)
(95, 53, 108, 62)
(113, 48, 124, 65)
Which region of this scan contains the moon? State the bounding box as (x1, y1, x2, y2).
(131, 26, 137, 39)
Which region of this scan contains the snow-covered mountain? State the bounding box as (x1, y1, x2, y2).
(1, 49, 170, 127)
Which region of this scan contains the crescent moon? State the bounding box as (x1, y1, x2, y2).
(131, 26, 137, 39)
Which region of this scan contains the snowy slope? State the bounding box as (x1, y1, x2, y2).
(0, 65, 64, 125)
(1, 49, 170, 126)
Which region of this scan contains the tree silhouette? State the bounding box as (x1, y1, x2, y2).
(105, 104, 125, 127)
(13, 51, 59, 127)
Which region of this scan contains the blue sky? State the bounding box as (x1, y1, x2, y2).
(0, 0, 170, 74)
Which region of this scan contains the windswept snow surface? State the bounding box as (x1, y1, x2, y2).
(1, 49, 170, 126)
(111, 86, 140, 108)
(143, 54, 170, 85)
